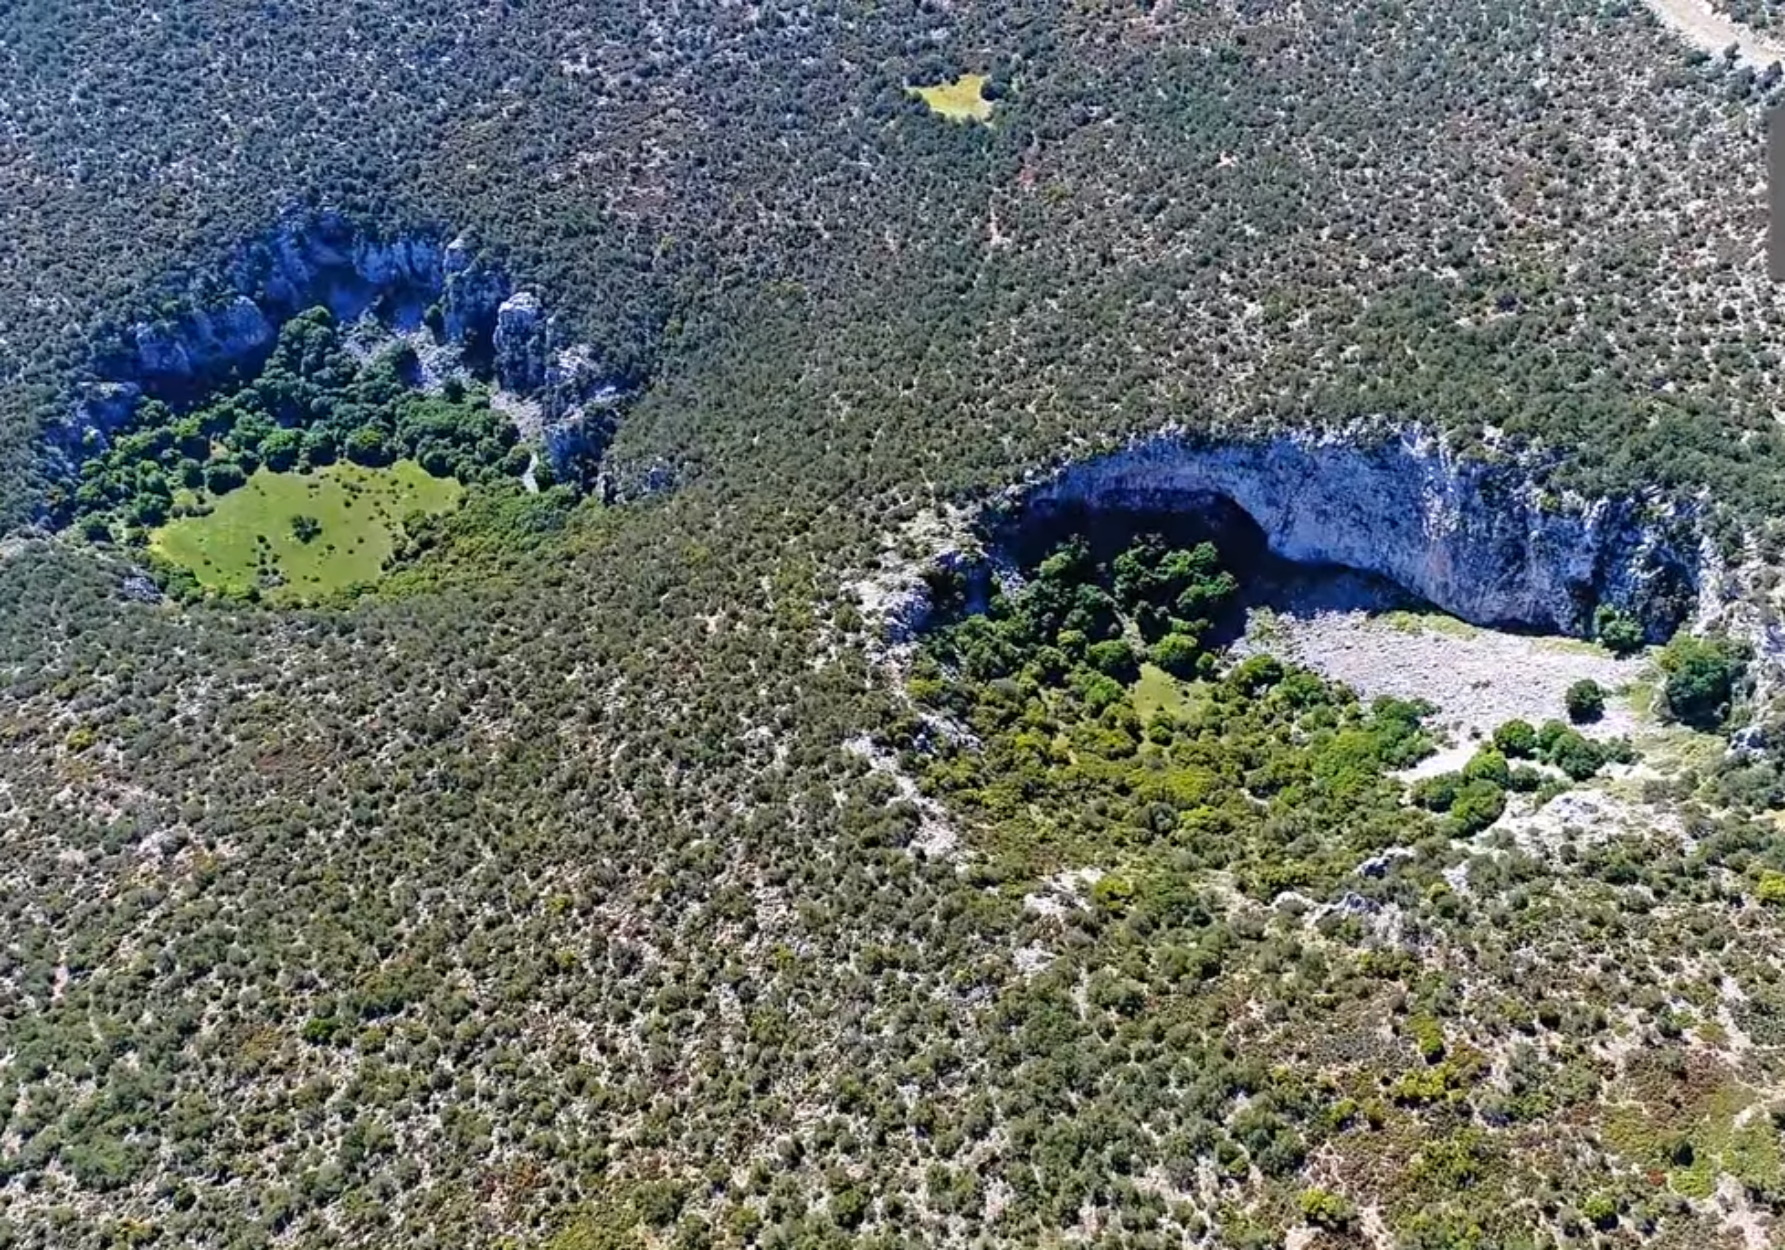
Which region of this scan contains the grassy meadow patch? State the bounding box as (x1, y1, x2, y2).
(1383, 608, 1479, 639)
(909, 73, 994, 122)
(150, 460, 462, 601)
(1131, 662, 1202, 724)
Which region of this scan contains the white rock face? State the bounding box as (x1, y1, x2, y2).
(58, 209, 626, 476)
(131, 296, 274, 377)
(127, 214, 481, 383)
(492, 291, 545, 391)
(1015, 428, 1712, 638)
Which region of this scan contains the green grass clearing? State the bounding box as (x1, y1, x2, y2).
(150, 460, 462, 602)
(909, 73, 994, 122)
(1132, 663, 1204, 723)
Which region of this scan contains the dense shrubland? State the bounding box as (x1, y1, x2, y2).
(904, 535, 1639, 878)
(904, 535, 1442, 882)
(2, 468, 1782, 1248)
(5, 0, 1785, 1245)
(5, 0, 1785, 527)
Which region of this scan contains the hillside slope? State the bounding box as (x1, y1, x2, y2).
(4, 0, 1785, 1246)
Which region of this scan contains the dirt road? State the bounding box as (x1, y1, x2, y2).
(1642, 0, 1785, 70)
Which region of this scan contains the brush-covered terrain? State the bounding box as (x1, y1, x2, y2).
(8, 0, 1785, 1246)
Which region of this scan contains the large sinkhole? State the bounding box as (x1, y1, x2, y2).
(53, 209, 633, 487)
(980, 492, 1428, 648)
(953, 433, 1707, 645)
(39, 211, 643, 604)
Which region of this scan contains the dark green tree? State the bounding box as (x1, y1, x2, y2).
(1565, 679, 1605, 724)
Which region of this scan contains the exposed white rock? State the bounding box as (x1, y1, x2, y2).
(1015, 426, 1715, 640)
(493, 291, 546, 391)
(1238, 601, 1647, 745)
(57, 209, 627, 479)
(1494, 786, 1688, 856)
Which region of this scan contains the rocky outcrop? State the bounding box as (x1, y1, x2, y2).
(1009, 427, 1715, 639)
(56, 209, 627, 476)
(492, 292, 546, 391)
(873, 426, 1726, 647)
(130, 295, 275, 379)
(96, 217, 509, 388)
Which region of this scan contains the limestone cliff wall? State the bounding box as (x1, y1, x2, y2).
(101, 214, 512, 387)
(878, 427, 1723, 646)
(57, 210, 621, 474)
(1014, 428, 1712, 639)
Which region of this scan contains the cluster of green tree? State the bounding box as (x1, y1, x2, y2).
(1410, 720, 1636, 835)
(1657, 633, 1751, 730)
(907, 536, 1439, 889)
(1585, 612, 1752, 735)
(918, 533, 1239, 695)
(1592, 606, 1646, 657)
(1496, 715, 1637, 780)
(55, 307, 530, 543)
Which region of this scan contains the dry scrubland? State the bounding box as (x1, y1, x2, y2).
(4, 0, 1785, 1246)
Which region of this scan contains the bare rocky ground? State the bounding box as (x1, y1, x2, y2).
(1641, 0, 1785, 69)
(1233, 566, 1650, 749)
(1229, 567, 1736, 860)
(1488, 781, 1686, 855)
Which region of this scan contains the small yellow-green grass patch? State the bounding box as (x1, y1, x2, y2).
(1383, 608, 1479, 640)
(1532, 634, 1621, 658)
(1631, 716, 1728, 779)
(909, 73, 994, 123)
(1132, 663, 1204, 724)
(150, 460, 462, 601)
